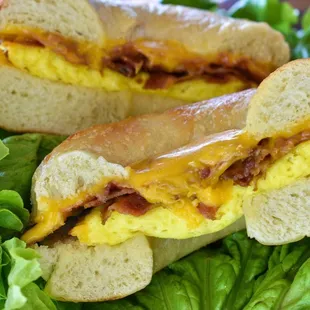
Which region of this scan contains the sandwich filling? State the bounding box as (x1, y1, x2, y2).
(22, 127, 310, 246)
(0, 26, 273, 102)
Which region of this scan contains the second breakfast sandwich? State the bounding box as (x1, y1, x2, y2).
(0, 0, 289, 134)
(22, 59, 310, 302)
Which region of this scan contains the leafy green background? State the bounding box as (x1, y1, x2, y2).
(0, 0, 310, 309)
(0, 132, 309, 309)
(0, 134, 66, 209)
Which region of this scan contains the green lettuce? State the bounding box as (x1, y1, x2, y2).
(0, 1, 308, 308)
(85, 232, 310, 310)
(0, 237, 55, 310)
(0, 134, 66, 208)
(0, 130, 15, 141)
(161, 0, 217, 11)
(0, 136, 65, 309)
(0, 141, 9, 162)
(0, 190, 29, 240)
(227, 0, 299, 37)
(292, 9, 310, 59)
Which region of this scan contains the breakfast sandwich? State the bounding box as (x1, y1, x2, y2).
(21, 59, 310, 302)
(0, 0, 289, 134)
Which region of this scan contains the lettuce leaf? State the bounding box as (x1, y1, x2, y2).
(0, 237, 54, 310)
(17, 283, 57, 310)
(227, 0, 299, 36)
(0, 191, 29, 240)
(0, 134, 66, 208)
(281, 258, 310, 309)
(0, 2, 308, 308)
(161, 0, 217, 11)
(0, 141, 9, 162)
(0, 137, 65, 309)
(292, 9, 310, 59)
(86, 232, 310, 310)
(0, 130, 15, 141)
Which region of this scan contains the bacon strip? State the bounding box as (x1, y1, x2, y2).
(101, 193, 152, 223)
(106, 43, 255, 89)
(108, 193, 152, 217)
(221, 130, 310, 186)
(84, 183, 135, 209)
(3, 32, 257, 88)
(144, 73, 179, 89)
(197, 203, 218, 220)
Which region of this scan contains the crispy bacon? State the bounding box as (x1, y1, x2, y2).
(104, 43, 147, 77)
(221, 130, 310, 186)
(199, 167, 211, 180)
(2, 30, 258, 88)
(84, 183, 135, 209)
(197, 203, 218, 220)
(106, 43, 254, 89)
(108, 193, 152, 217)
(144, 73, 179, 89)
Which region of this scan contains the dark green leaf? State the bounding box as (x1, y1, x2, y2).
(0, 191, 29, 240)
(0, 246, 6, 300)
(136, 270, 196, 310)
(161, 0, 217, 11)
(0, 191, 29, 226)
(0, 134, 66, 207)
(221, 233, 272, 310)
(38, 135, 67, 162)
(19, 283, 57, 310)
(281, 258, 310, 309)
(54, 301, 83, 310)
(0, 209, 23, 231)
(291, 29, 310, 59)
(0, 129, 14, 141)
(302, 8, 310, 31)
(227, 0, 299, 34)
(84, 299, 142, 310)
(0, 141, 9, 162)
(0, 135, 42, 205)
(95, 232, 310, 310)
(0, 204, 29, 227)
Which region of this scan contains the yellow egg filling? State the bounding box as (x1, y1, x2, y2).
(71, 140, 310, 245)
(4, 43, 250, 103)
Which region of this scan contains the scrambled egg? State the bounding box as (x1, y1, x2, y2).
(5, 43, 249, 102)
(71, 185, 249, 245)
(71, 140, 310, 246)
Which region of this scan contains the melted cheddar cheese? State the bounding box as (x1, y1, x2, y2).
(22, 128, 310, 245)
(71, 139, 310, 245)
(22, 130, 255, 244)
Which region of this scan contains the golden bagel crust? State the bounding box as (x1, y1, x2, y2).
(93, 0, 289, 71)
(29, 89, 254, 224)
(0, 0, 289, 74)
(45, 88, 255, 167)
(0, 0, 105, 45)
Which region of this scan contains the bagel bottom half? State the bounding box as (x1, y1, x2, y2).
(35, 218, 245, 302)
